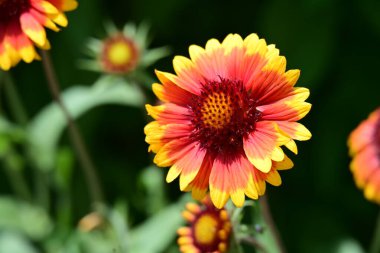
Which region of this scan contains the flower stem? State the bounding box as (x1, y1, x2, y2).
(259, 195, 286, 253)
(3, 161, 31, 201)
(240, 236, 268, 253)
(0, 72, 31, 201)
(40, 50, 104, 204)
(2, 73, 28, 125)
(370, 210, 380, 253)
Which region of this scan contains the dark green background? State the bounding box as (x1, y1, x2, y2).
(4, 0, 380, 252)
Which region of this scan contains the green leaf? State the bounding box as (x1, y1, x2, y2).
(250, 202, 281, 253)
(0, 232, 38, 253)
(27, 76, 145, 171)
(0, 197, 52, 240)
(128, 194, 191, 253)
(335, 239, 365, 253)
(138, 165, 168, 214)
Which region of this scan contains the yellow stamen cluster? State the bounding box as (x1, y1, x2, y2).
(201, 92, 233, 129)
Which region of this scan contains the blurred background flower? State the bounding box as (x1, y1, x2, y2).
(79, 22, 169, 78)
(348, 108, 380, 204)
(177, 197, 231, 253)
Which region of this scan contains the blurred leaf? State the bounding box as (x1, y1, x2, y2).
(0, 116, 25, 142)
(128, 194, 190, 253)
(251, 203, 281, 253)
(0, 197, 52, 240)
(27, 76, 145, 171)
(140, 47, 170, 67)
(78, 231, 121, 253)
(138, 165, 167, 214)
(55, 146, 75, 190)
(0, 232, 38, 253)
(106, 201, 130, 252)
(335, 239, 365, 253)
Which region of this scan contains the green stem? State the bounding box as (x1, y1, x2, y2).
(370, 211, 380, 253)
(40, 50, 104, 205)
(2, 160, 31, 201)
(0, 72, 31, 201)
(2, 73, 28, 125)
(258, 196, 286, 253)
(240, 236, 268, 253)
(33, 166, 50, 210)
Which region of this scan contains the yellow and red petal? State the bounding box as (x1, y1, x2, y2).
(243, 121, 284, 173)
(189, 38, 228, 81)
(153, 70, 194, 106)
(46, 0, 78, 11)
(226, 158, 248, 207)
(178, 146, 207, 190)
(350, 146, 379, 188)
(209, 159, 231, 209)
(188, 155, 213, 201)
(348, 109, 379, 155)
(276, 121, 312, 141)
(146, 103, 191, 124)
(258, 99, 311, 122)
(153, 137, 192, 167)
(273, 155, 294, 171)
(20, 12, 47, 47)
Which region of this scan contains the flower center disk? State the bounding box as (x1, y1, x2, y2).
(190, 78, 261, 159)
(0, 0, 30, 22)
(101, 34, 139, 73)
(194, 214, 218, 245)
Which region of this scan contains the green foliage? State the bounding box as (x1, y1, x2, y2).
(27, 76, 145, 171)
(0, 232, 38, 253)
(0, 197, 52, 240)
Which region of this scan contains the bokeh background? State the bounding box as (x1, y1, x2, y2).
(2, 0, 380, 252)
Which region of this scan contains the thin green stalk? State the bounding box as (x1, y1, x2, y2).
(259, 195, 286, 253)
(33, 165, 50, 210)
(0, 72, 31, 201)
(40, 50, 104, 204)
(2, 73, 28, 125)
(2, 160, 31, 201)
(370, 211, 380, 253)
(240, 236, 268, 253)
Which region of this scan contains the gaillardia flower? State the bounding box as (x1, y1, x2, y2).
(177, 198, 231, 253)
(0, 0, 78, 70)
(348, 108, 380, 204)
(80, 22, 169, 75)
(145, 34, 311, 208)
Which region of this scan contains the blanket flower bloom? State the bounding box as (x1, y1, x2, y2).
(145, 34, 311, 208)
(80, 23, 169, 75)
(177, 198, 231, 253)
(0, 0, 78, 70)
(348, 108, 380, 204)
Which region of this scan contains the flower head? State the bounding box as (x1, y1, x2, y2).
(177, 197, 231, 253)
(145, 34, 311, 208)
(81, 22, 169, 75)
(348, 108, 380, 204)
(0, 0, 78, 70)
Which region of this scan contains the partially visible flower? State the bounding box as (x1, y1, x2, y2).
(0, 0, 78, 70)
(145, 33, 311, 208)
(348, 108, 380, 204)
(177, 197, 231, 253)
(80, 22, 169, 75)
